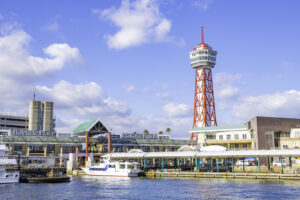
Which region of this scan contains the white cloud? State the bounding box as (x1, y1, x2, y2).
(214, 72, 241, 100)
(0, 24, 82, 112)
(193, 0, 214, 10)
(156, 91, 171, 99)
(233, 90, 300, 120)
(36, 80, 131, 120)
(163, 102, 191, 117)
(122, 84, 137, 93)
(0, 30, 81, 80)
(101, 0, 172, 49)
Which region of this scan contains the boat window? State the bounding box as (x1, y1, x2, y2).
(128, 164, 135, 169)
(120, 164, 125, 169)
(108, 165, 115, 168)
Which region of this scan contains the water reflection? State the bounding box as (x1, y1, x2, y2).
(2, 176, 300, 200)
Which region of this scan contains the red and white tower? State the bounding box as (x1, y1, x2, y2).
(189, 27, 217, 142)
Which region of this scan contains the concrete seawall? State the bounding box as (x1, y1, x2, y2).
(145, 172, 300, 180)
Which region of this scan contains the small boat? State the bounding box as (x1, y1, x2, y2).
(0, 144, 19, 184)
(81, 158, 140, 177)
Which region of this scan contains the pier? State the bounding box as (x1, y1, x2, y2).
(99, 149, 300, 179)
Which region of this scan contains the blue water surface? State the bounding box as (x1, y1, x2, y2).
(1, 176, 300, 200)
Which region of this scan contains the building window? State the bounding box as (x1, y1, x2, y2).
(219, 135, 223, 140)
(283, 144, 288, 149)
(243, 144, 247, 150)
(47, 144, 56, 154)
(13, 144, 23, 152)
(234, 134, 239, 140)
(242, 134, 247, 139)
(234, 144, 239, 149)
(226, 135, 231, 140)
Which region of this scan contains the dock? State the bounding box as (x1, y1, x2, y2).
(145, 171, 300, 180)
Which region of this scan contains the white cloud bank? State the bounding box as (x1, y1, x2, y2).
(0, 27, 81, 110)
(100, 0, 171, 49)
(163, 102, 191, 117)
(233, 90, 300, 120)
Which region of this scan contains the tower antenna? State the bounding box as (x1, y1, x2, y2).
(201, 26, 204, 44)
(33, 87, 36, 101)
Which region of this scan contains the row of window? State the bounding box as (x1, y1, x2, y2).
(90, 168, 105, 171)
(190, 56, 216, 62)
(232, 143, 248, 149)
(191, 51, 217, 56)
(218, 134, 248, 141)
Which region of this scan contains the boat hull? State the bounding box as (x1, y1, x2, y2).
(82, 168, 139, 177)
(0, 177, 19, 184)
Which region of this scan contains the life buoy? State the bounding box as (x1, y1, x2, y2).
(48, 171, 53, 177)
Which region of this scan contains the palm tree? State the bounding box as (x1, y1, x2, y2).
(166, 128, 171, 135)
(133, 131, 137, 135)
(143, 129, 149, 135)
(158, 131, 163, 135)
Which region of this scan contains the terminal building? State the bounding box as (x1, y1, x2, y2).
(191, 116, 300, 151)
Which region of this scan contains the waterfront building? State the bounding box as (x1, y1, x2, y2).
(0, 115, 28, 130)
(190, 124, 255, 150)
(191, 116, 300, 151)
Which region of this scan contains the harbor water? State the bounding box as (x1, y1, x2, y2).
(1, 176, 300, 200)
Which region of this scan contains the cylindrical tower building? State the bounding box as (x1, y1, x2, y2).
(189, 27, 218, 142)
(43, 101, 54, 132)
(28, 101, 41, 131)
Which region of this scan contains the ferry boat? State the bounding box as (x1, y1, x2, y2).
(81, 158, 140, 177)
(0, 144, 19, 183)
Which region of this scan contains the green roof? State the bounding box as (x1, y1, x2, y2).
(73, 119, 98, 134)
(191, 124, 247, 132)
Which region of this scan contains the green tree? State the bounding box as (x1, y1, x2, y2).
(158, 131, 163, 135)
(166, 128, 171, 135)
(143, 129, 149, 135)
(132, 131, 137, 135)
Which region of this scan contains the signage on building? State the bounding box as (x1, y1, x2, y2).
(11, 129, 56, 137)
(122, 133, 158, 140)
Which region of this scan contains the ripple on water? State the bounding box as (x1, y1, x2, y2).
(1, 176, 300, 200)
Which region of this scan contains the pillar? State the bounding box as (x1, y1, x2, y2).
(216, 158, 219, 173)
(26, 146, 30, 156)
(108, 132, 111, 153)
(174, 158, 177, 171)
(9, 144, 13, 155)
(258, 157, 260, 173)
(161, 158, 164, 171)
(59, 147, 63, 167)
(144, 159, 147, 171)
(179, 158, 181, 172)
(22, 144, 27, 155)
(267, 157, 270, 172)
(280, 156, 284, 174)
(232, 157, 234, 173)
(43, 145, 47, 157)
(243, 157, 245, 173)
(195, 158, 198, 172)
(75, 147, 79, 165)
(85, 131, 89, 162)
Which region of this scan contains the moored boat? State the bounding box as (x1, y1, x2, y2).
(81, 158, 140, 177)
(0, 144, 19, 184)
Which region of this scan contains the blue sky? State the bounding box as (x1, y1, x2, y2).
(1, 0, 300, 138)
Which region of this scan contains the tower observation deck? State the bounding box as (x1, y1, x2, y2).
(189, 27, 217, 142)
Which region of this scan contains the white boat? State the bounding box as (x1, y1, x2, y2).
(0, 144, 19, 183)
(81, 158, 140, 177)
